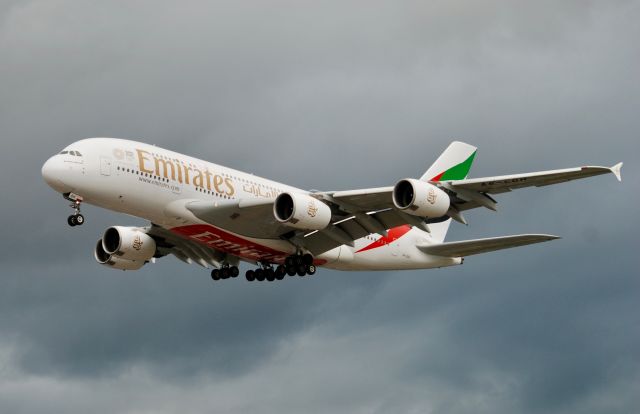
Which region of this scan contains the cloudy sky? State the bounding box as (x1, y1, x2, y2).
(1, 1, 638, 413)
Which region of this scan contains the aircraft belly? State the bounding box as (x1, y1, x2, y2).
(168, 223, 302, 265)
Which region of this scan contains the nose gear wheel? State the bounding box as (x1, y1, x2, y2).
(63, 193, 85, 227)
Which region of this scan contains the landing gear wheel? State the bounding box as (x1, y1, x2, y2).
(285, 256, 295, 267)
(302, 254, 313, 265)
(255, 268, 265, 281)
(307, 265, 316, 275)
(225, 267, 231, 279)
(74, 214, 85, 225)
(67, 215, 77, 226)
(266, 268, 276, 282)
(230, 266, 239, 278)
(297, 264, 307, 277)
(246, 270, 255, 281)
(275, 265, 286, 280)
(211, 269, 220, 281)
(286, 266, 296, 276)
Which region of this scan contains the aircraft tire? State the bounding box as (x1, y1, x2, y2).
(211, 269, 220, 280)
(255, 268, 265, 281)
(266, 269, 276, 282)
(68, 215, 76, 226)
(220, 268, 230, 279)
(245, 270, 255, 281)
(302, 254, 313, 265)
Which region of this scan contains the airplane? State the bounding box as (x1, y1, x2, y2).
(41, 138, 622, 282)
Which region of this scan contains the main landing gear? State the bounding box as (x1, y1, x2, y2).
(210, 265, 240, 281)
(244, 253, 316, 282)
(64, 193, 85, 227)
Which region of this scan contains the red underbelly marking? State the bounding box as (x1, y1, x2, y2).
(171, 224, 290, 264)
(356, 225, 411, 253)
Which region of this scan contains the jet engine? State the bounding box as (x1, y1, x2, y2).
(274, 192, 332, 231)
(94, 226, 156, 270)
(94, 240, 146, 270)
(392, 178, 450, 218)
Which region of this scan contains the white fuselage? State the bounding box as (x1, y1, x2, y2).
(42, 138, 461, 271)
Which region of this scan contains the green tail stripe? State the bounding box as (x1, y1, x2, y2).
(439, 151, 476, 181)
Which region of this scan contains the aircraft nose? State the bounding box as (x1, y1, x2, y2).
(42, 156, 69, 192)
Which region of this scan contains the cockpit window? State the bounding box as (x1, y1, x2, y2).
(75, 151, 82, 156)
(60, 150, 68, 154)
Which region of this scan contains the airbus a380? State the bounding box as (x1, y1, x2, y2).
(41, 138, 622, 282)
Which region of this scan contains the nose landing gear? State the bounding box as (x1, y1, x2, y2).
(64, 193, 85, 227)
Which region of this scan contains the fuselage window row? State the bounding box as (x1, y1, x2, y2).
(114, 165, 235, 199)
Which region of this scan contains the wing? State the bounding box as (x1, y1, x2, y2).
(181, 162, 622, 257)
(186, 197, 287, 238)
(323, 162, 623, 224)
(183, 194, 426, 256)
(417, 234, 559, 257)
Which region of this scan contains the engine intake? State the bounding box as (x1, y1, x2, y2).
(94, 239, 146, 270)
(101, 226, 156, 262)
(274, 192, 332, 231)
(392, 178, 450, 218)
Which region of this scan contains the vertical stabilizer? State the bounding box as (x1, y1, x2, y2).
(420, 141, 477, 242)
(428, 220, 452, 243)
(420, 141, 477, 182)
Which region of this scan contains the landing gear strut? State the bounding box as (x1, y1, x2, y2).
(64, 193, 84, 227)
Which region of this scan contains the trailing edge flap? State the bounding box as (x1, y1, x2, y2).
(417, 234, 560, 257)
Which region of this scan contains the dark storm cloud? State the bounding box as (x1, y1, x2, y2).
(0, 0, 638, 413)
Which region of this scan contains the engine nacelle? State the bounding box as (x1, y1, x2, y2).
(274, 192, 332, 231)
(392, 178, 450, 217)
(94, 240, 146, 270)
(101, 226, 156, 262)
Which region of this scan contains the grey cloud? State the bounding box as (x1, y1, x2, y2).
(0, 0, 638, 413)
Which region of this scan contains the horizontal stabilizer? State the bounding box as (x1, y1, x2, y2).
(417, 234, 560, 257)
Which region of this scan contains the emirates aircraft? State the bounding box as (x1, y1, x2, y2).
(41, 138, 622, 282)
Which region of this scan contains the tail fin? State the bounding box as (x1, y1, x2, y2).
(420, 141, 477, 182)
(428, 219, 452, 243)
(421, 141, 477, 242)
